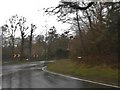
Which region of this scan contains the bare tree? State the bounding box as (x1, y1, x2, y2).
(2, 15, 19, 54)
(44, 1, 93, 24)
(18, 17, 29, 59)
(44, 1, 94, 55)
(29, 24, 37, 59)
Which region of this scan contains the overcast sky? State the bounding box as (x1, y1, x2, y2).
(0, 0, 71, 36)
(1, 0, 119, 37)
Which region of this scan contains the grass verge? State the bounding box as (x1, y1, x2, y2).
(47, 59, 119, 86)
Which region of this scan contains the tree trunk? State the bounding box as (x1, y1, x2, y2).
(11, 36, 14, 55)
(29, 29, 33, 60)
(20, 35, 24, 60)
(76, 9, 86, 56)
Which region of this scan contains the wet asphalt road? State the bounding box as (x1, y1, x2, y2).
(1, 61, 114, 88)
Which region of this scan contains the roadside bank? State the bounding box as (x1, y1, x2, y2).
(47, 59, 119, 86)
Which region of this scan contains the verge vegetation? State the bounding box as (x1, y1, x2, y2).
(47, 59, 119, 86)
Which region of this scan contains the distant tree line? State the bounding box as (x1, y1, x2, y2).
(1, 17, 71, 61)
(1, 15, 37, 61)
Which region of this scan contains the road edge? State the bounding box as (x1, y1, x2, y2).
(42, 66, 120, 88)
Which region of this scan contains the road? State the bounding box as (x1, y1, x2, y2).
(1, 61, 117, 88)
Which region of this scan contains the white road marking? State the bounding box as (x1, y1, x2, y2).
(42, 66, 120, 88)
(29, 67, 42, 70)
(29, 64, 38, 66)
